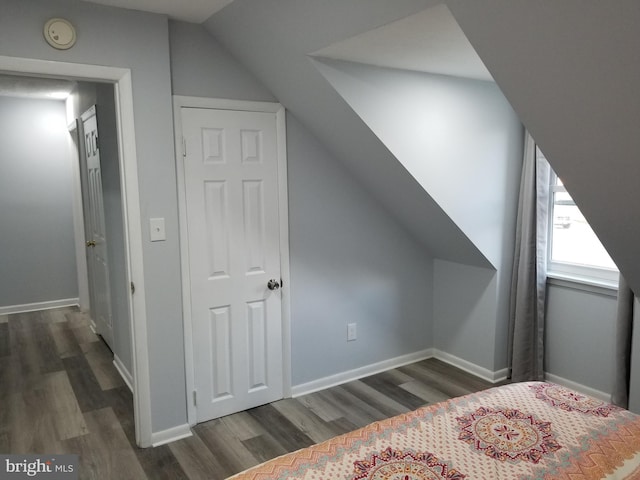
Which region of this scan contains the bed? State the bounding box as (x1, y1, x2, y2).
(227, 382, 640, 479)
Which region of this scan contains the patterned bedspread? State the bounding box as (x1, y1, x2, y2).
(227, 382, 640, 479)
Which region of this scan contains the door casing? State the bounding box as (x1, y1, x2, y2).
(173, 95, 292, 426)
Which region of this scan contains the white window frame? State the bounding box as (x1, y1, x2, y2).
(546, 168, 618, 289)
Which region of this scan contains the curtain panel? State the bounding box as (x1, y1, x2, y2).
(508, 133, 550, 382)
(612, 274, 635, 408)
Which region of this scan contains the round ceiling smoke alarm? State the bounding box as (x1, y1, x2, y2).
(44, 18, 77, 50)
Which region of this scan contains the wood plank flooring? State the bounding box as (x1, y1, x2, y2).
(0, 307, 500, 479)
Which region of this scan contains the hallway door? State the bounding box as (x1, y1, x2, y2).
(80, 105, 114, 349)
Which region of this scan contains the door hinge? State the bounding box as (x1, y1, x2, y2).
(182, 137, 187, 157)
(130, 281, 135, 295)
(193, 390, 197, 406)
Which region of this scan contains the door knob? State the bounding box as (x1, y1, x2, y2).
(86, 240, 96, 247)
(267, 279, 280, 291)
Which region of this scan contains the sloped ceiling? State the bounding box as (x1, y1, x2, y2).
(446, 0, 640, 294)
(311, 57, 521, 269)
(311, 3, 492, 82)
(204, 0, 496, 268)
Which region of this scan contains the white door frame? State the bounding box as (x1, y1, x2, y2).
(173, 95, 292, 426)
(0, 55, 153, 447)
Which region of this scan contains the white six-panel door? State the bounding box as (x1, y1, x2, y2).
(181, 107, 284, 422)
(80, 106, 114, 350)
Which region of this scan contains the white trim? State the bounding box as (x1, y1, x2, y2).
(546, 273, 618, 297)
(0, 56, 128, 81)
(174, 96, 292, 426)
(291, 349, 434, 397)
(0, 56, 152, 448)
(547, 262, 619, 287)
(173, 95, 282, 113)
(0, 298, 79, 315)
(432, 349, 508, 384)
(114, 75, 153, 448)
(113, 355, 134, 393)
(88, 320, 98, 335)
(173, 96, 196, 426)
(150, 424, 192, 447)
(544, 372, 611, 402)
(275, 106, 292, 399)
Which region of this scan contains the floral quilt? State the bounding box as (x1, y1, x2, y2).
(226, 382, 640, 480)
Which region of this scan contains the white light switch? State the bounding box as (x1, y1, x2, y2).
(149, 218, 166, 242)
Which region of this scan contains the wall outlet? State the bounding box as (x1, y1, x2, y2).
(347, 323, 357, 342)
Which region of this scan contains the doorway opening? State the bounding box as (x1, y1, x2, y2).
(0, 55, 152, 447)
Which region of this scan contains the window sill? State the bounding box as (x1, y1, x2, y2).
(546, 272, 618, 297)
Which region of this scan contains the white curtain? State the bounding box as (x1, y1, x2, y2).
(508, 133, 550, 382)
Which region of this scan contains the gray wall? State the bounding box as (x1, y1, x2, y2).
(0, 0, 186, 433)
(312, 59, 523, 270)
(169, 20, 434, 387)
(169, 21, 275, 101)
(287, 114, 433, 385)
(434, 257, 516, 373)
(433, 260, 499, 371)
(311, 59, 523, 374)
(545, 283, 617, 396)
(0, 96, 78, 308)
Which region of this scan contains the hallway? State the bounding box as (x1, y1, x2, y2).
(0, 307, 149, 477)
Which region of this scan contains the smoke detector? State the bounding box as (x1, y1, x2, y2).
(44, 18, 77, 50)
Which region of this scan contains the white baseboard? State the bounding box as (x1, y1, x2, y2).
(88, 320, 98, 335)
(113, 355, 134, 393)
(0, 298, 79, 315)
(291, 349, 434, 397)
(150, 424, 192, 447)
(432, 349, 508, 384)
(544, 372, 611, 402)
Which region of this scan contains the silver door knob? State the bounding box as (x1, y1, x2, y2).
(267, 279, 280, 290)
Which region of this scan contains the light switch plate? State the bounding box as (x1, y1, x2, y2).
(149, 218, 166, 242)
(347, 323, 357, 342)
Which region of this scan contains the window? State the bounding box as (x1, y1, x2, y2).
(538, 148, 618, 286)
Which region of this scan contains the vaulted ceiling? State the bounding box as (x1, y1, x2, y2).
(201, 0, 640, 294)
(78, 0, 640, 293)
(446, 0, 640, 293)
(203, 0, 511, 269)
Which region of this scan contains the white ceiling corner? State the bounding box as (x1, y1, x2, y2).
(310, 4, 493, 82)
(79, 0, 236, 23)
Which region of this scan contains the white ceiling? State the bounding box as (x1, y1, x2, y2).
(311, 4, 492, 82)
(80, 0, 235, 23)
(0, 74, 76, 100)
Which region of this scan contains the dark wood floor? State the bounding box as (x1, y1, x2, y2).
(0, 307, 498, 479)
